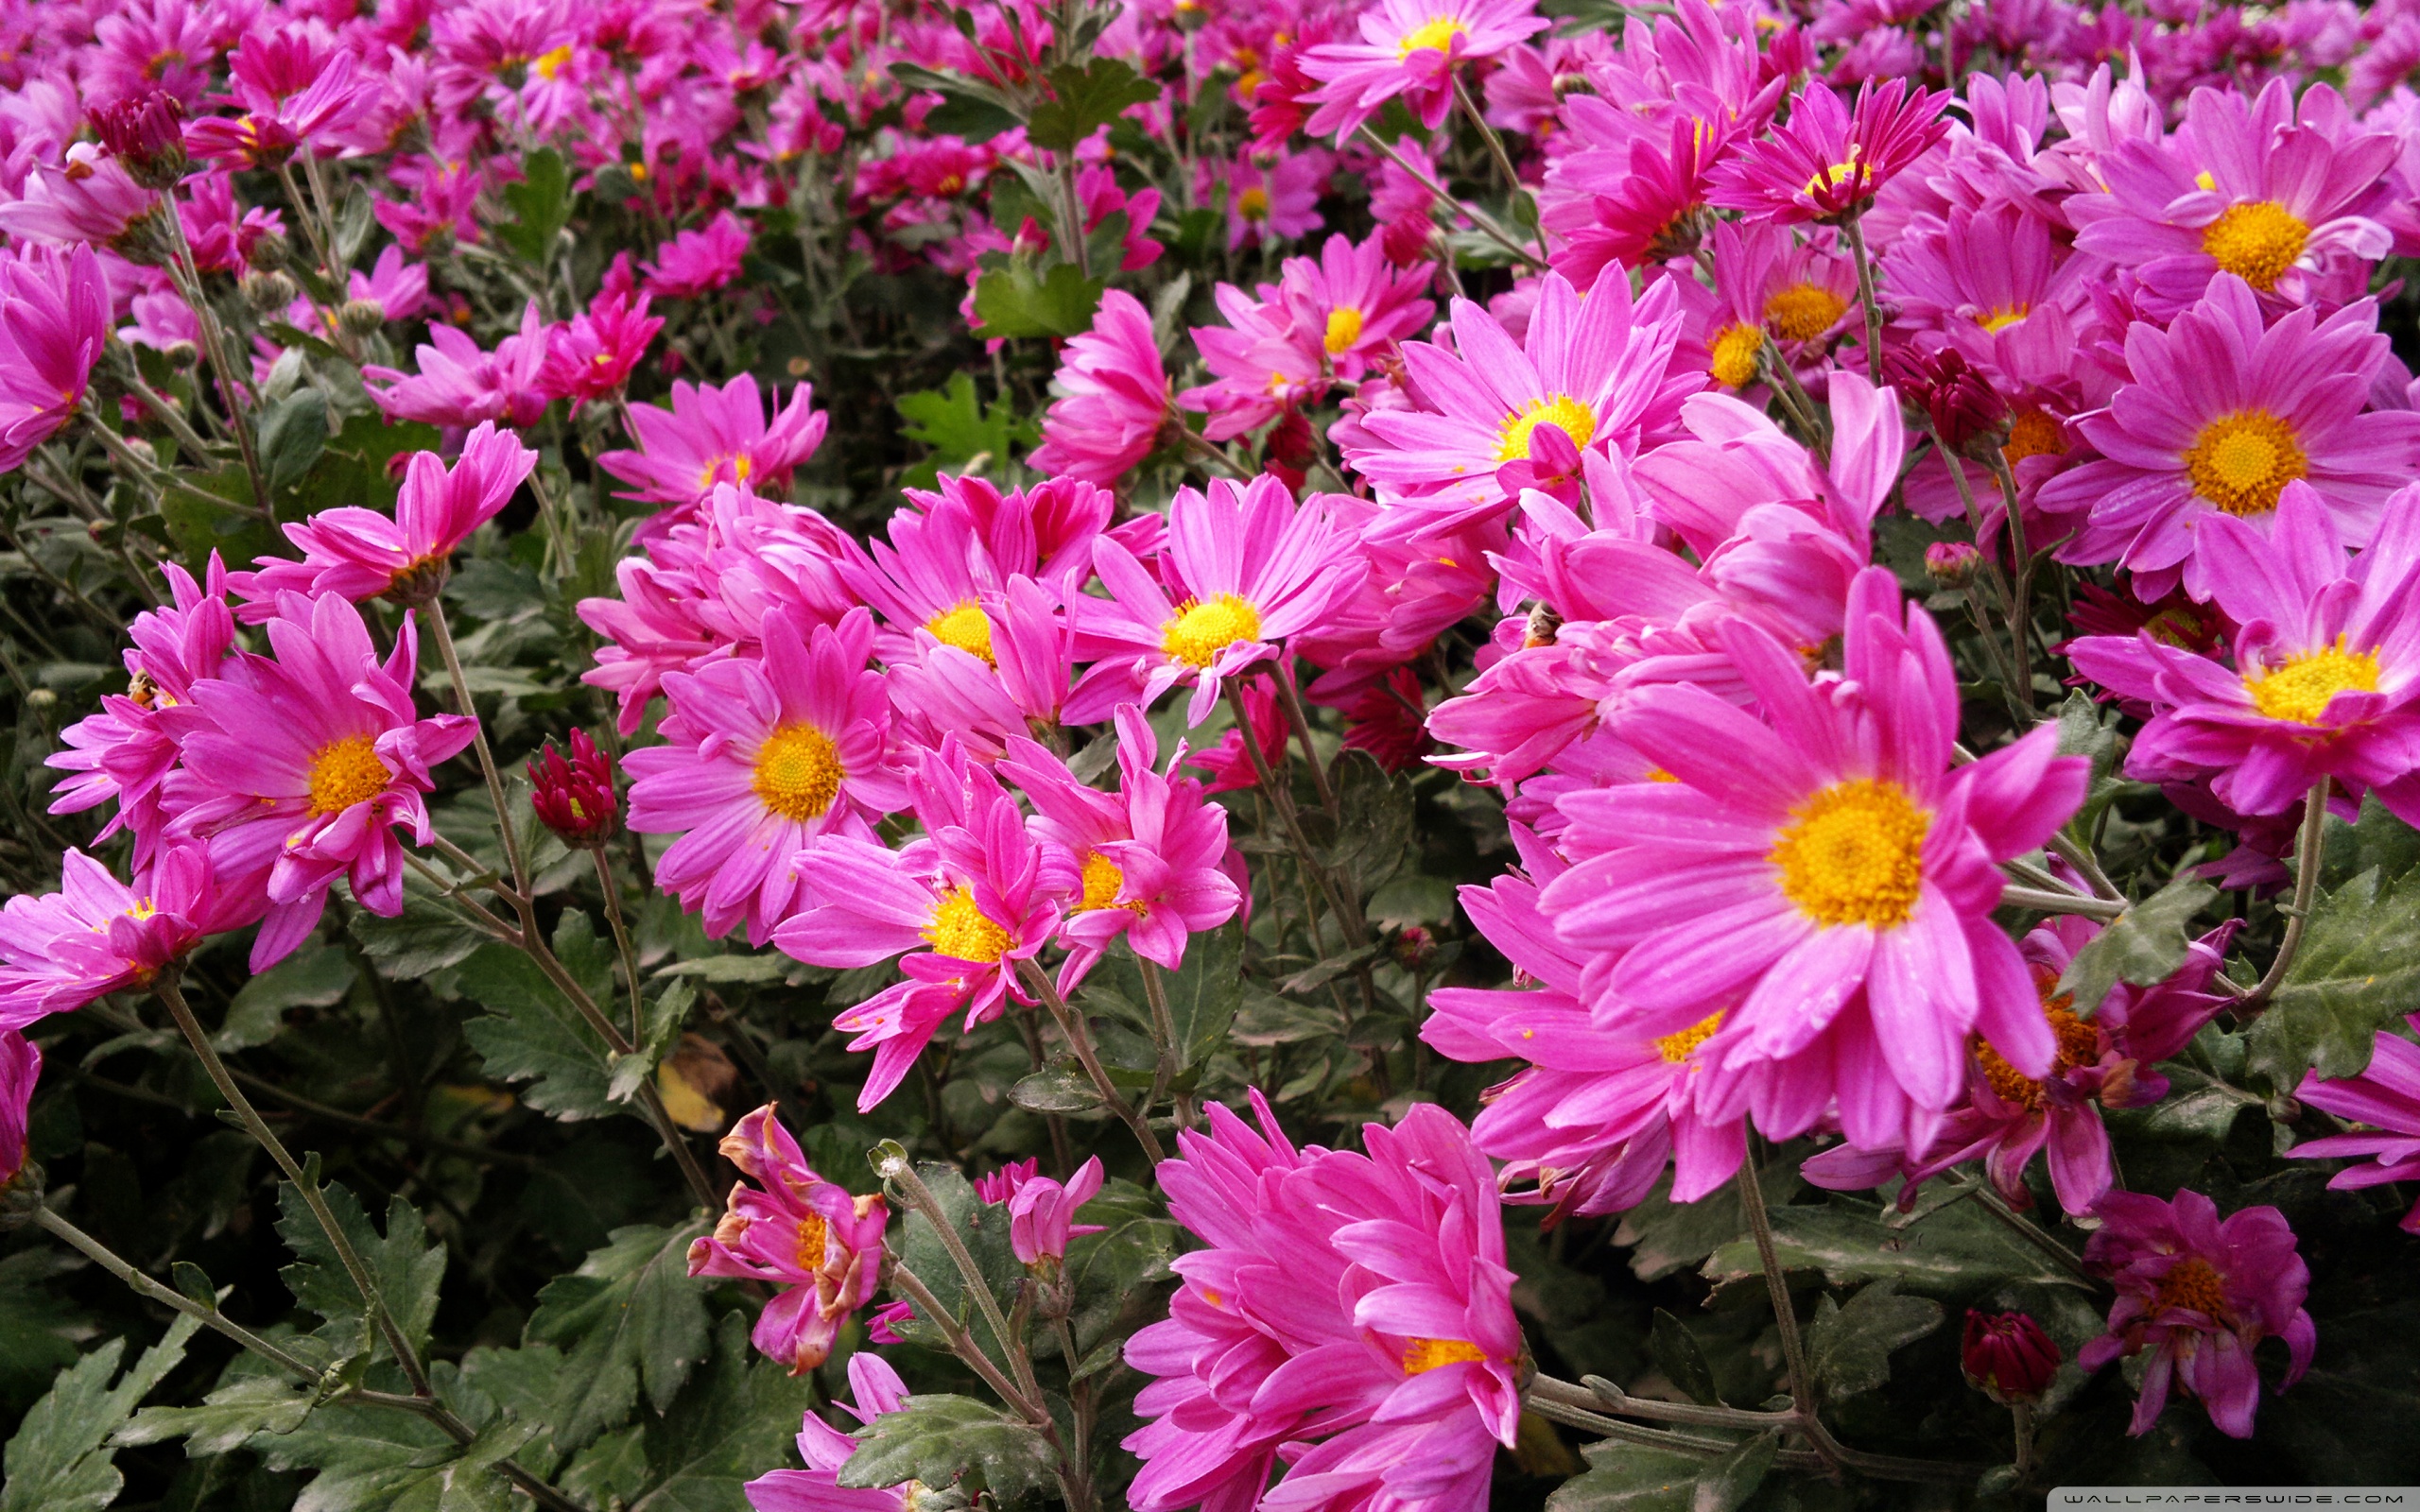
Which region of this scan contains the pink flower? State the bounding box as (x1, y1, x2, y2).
(1224, 148, 1330, 250)
(1545, 570, 2089, 1157)
(625, 608, 906, 945)
(0, 846, 213, 1028)
(977, 1155, 1107, 1267)
(2039, 277, 2420, 601)
(349, 246, 430, 324)
(1124, 1095, 1521, 1512)
(1000, 705, 1245, 981)
(2066, 481, 2420, 824)
(183, 37, 375, 168)
(230, 422, 537, 610)
(597, 374, 829, 518)
(687, 1105, 889, 1374)
(2079, 1190, 2314, 1439)
(885, 575, 1077, 758)
(1179, 282, 1326, 443)
(0, 1028, 35, 1190)
(164, 593, 477, 971)
(1183, 679, 1288, 794)
(644, 211, 752, 300)
(539, 291, 662, 407)
(1069, 474, 1364, 726)
(1300, 0, 1550, 141)
(0, 144, 164, 256)
(2290, 1014, 2420, 1232)
(745, 1352, 912, 1512)
(0, 242, 109, 473)
(1028, 290, 1173, 487)
(1709, 78, 1952, 225)
(363, 301, 552, 429)
(1277, 232, 1435, 382)
(1545, 110, 1737, 286)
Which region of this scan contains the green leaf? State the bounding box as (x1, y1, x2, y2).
(497, 148, 574, 265)
(1025, 60, 1161, 153)
(0, 1249, 93, 1409)
(652, 954, 793, 984)
(2318, 793, 2420, 890)
(629, 1312, 816, 1512)
(257, 390, 331, 496)
(333, 180, 378, 268)
(1691, 1431, 1778, 1512)
(1648, 1309, 1720, 1406)
(278, 1184, 447, 1366)
(1699, 1195, 2091, 1300)
(1545, 1439, 1702, 1512)
(2248, 865, 2420, 1086)
(3, 1314, 201, 1512)
(971, 262, 1105, 341)
(1009, 1066, 1105, 1115)
(2054, 870, 2218, 1015)
(1322, 751, 1415, 898)
(896, 374, 1038, 490)
(217, 945, 355, 1052)
(244, 1380, 533, 1512)
(526, 1221, 710, 1453)
(458, 913, 618, 1121)
(299, 411, 441, 519)
(2052, 689, 2127, 821)
(887, 63, 1022, 144)
(1612, 1159, 1803, 1283)
(1083, 922, 1244, 1074)
(350, 895, 486, 980)
(117, 1374, 317, 1457)
(1062, 1178, 1179, 1357)
(1804, 1280, 1943, 1399)
(1275, 943, 1379, 997)
(836, 1395, 1057, 1503)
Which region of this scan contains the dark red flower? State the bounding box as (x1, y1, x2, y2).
(1962, 1310, 2059, 1404)
(88, 90, 187, 190)
(528, 729, 619, 848)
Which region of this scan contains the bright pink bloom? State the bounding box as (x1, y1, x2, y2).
(0, 144, 163, 255)
(0, 242, 109, 472)
(626, 608, 906, 945)
(885, 575, 1076, 758)
(1223, 149, 1329, 250)
(2290, 1014, 2420, 1232)
(0, 1028, 34, 1189)
(539, 291, 662, 406)
(1278, 232, 1435, 382)
(687, 1105, 889, 1374)
(230, 423, 537, 610)
(183, 36, 374, 168)
(349, 246, 430, 324)
(2039, 277, 2420, 601)
(2066, 481, 2420, 824)
(0, 846, 213, 1028)
(744, 1352, 912, 1512)
(1300, 0, 1550, 141)
(1124, 1095, 1521, 1512)
(2080, 1190, 2314, 1439)
(1028, 290, 1173, 487)
(1545, 570, 2088, 1156)
(1677, 221, 1858, 393)
(644, 211, 752, 300)
(598, 375, 829, 517)
(363, 301, 552, 429)
(1184, 679, 1288, 794)
(1180, 282, 1325, 443)
(977, 1155, 1107, 1266)
(1544, 109, 1737, 285)
(164, 593, 477, 971)
(1071, 474, 1364, 725)
(1710, 78, 1952, 224)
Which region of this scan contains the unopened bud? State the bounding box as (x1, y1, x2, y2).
(240, 269, 296, 313)
(528, 730, 620, 848)
(245, 231, 291, 271)
(163, 339, 199, 369)
(1392, 923, 1439, 971)
(88, 91, 187, 190)
(1925, 541, 1982, 590)
(337, 299, 387, 336)
(1962, 1310, 2058, 1404)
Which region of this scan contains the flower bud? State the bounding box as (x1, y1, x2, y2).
(240, 269, 296, 314)
(88, 91, 187, 190)
(1887, 347, 2008, 458)
(246, 231, 291, 271)
(528, 729, 620, 848)
(1962, 1309, 2058, 1403)
(1925, 541, 1981, 590)
(163, 339, 199, 369)
(1392, 923, 1439, 971)
(337, 299, 388, 337)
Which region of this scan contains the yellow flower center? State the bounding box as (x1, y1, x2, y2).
(1804, 145, 1863, 198)
(1708, 321, 1765, 388)
(1237, 185, 1270, 222)
(1396, 16, 1468, 56)
(1771, 779, 1929, 930)
(1323, 306, 1366, 355)
(1975, 976, 2103, 1109)
(794, 1212, 829, 1271)
(1763, 283, 1847, 343)
(2183, 409, 2307, 518)
(752, 723, 843, 822)
(534, 43, 574, 79)
(697, 453, 754, 489)
(2152, 1256, 2232, 1322)
(1162, 593, 1264, 668)
(1401, 1336, 1488, 1373)
(2201, 200, 2308, 291)
(1495, 394, 1598, 463)
(2243, 636, 2382, 726)
(306, 734, 389, 816)
(1978, 304, 2029, 333)
(1079, 851, 1143, 913)
(925, 601, 996, 665)
(2003, 407, 2064, 465)
(923, 885, 1012, 963)
(1654, 1011, 1726, 1063)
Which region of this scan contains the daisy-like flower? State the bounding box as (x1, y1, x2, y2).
(1543, 109, 1737, 287)
(1341, 269, 1697, 538)
(2040, 276, 2420, 602)
(362, 301, 551, 430)
(230, 423, 537, 610)
(1223, 148, 1331, 250)
(1, 845, 214, 1028)
(1709, 78, 1952, 225)
(2289, 1015, 2420, 1232)
(885, 575, 1076, 758)
(1681, 221, 1858, 393)
(1180, 282, 1326, 443)
(745, 1352, 913, 1512)
(538, 290, 663, 407)
(597, 374, 830, 516)
(771, 743, 1066, 1108)
(2080, 1189, 2314, 1439)
(625, 608, 907, 945)
(686, 1105, 889, 1373)
(1545, 570, 2089, 1156)
(1068, 474, 1364, 726)
(1300, 0, 1550, 141)
(643, 211, 752, 300)
(2066, 481, 2420, 824)
(0, 143, 164, 257)
(1000, 705, 1245, 985)
(1277, 232, 1435, 383)
(0, 242, 110, 472)
(1123, 1094, 1522, 1512)
(1028, 290, 1174, 487)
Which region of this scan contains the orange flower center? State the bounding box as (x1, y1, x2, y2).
(306, 735, 389, 816)
(1763, 282, 1847, 343)
(1708, 322, 1765, 389)
(2152, 1256, 2232, 1322)
(923, 885, 1011, 963)
(2201, 200, 2308, 291)
(1401, 1336, 1488, 1373)
(1771, 779, 1929, 930)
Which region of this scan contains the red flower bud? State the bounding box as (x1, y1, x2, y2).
(88, 91, 187, 191)
(1925, 540, 1981, 589)
(528, 730, 619, 848)
(1887, 347, 2008, 459)
(1962, 1309, 2058, 1403)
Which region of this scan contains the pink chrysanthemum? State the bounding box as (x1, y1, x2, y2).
(539, 290, 663, 406)
(977, 1155, 1107, 1266)
(363, 301, 551, 429)
(885, 575, 1076, 758)
(0, 1028, 34, 1191)
(0, 243, 109, 472)
(2080, 1189, 2315, 1439)
(745, 1352, 912, 1512)
(686, 1105, 889, 1374)
(0, 143, 162, 253)
(1223, 148, 1331, 250)
(1544, 570, 2088, 1156)
(1709, 78, 1951, 225)
(598, 374, 830, 520)
(1299, 0, 1549, 141)
(644, 210, 752, 300)
(2290, 1014, 2420, 1233)
(0, 846, 213, 1028)
(1179, 282, 1325, 443)
(1028, 290, 1174, 487)
(1678, 220, 1858, 394)
(625, 607, 907, 944)
(1069, 474, 1363, 726)
(1278, 232, 1435, 383)
(2040, 276, 2420, 601)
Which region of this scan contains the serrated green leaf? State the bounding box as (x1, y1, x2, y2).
(971, 262, 1104, 341)
(218, 945, 356, 1052)
(1544, 1439, 1702, 1512)
(1322, 750, 1415, 898)
(3, 1314, 201, 1512)
(1009, 1066, 1104, 1115)
(1612, 1159, 1803, 1283)
(244, 1377, 531, 1512)
(526, 1221, 710, 1453)
(2319, 794, 2420, 890)
(1804, 1280, 1943, 1399)
(836, 1395, 1056, 1503)
(1025, 60, 1161, 153)
(1082, 923, 1244, 1073)
(117, 1374, 316, 1457)
(1699, 1195, 2089, 1299)
(2054, 870, 2217, 1015)
(458, 913, 618, 1121)
(258, 390, 330, 495)
(896, 373, 1037, 490)
(497, 148, 573, 265)
(628, 1312, 816, 1512)
(2247, 866, 2420, 1086)
(1062, 1178, 1177, 1356)
(277, 1184, 447, 1367)
(0, 1249, 93, 1408)
(351, 894, 485, 980)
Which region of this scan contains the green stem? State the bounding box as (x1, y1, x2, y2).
(874, 1155, 1042, 1406)
(2238, 782, 2331, 1013)
(1015, 958, 1166, 1167)
(1843, 215, 1885, 387)
(1451, 75, 1547, 266)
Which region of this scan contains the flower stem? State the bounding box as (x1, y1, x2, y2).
(1016, 958, 1167, 1167)
(1451, 75, 1548, 266)
(876, 1155, 1042, 1406)
(2013, 1400, 2036, 1486)
(424, 597, 529, 900)
(1356, 124, 1546, 271)
(593, 847, 646, 1043)
(1733, 1159, 1822, 1434)
(2238, 781, 2331, 1014)
(1136, 957, 1189, 1131)
(1270, 661, 1337, 814)
(1997, 885, 2129, 920)
(1843, 215, 1886, 387)
(881, 1248, 1053, 1427)
(1984, 448, 2037, 713)
(157, 204, 267, 512)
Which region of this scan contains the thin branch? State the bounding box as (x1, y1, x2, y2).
(2237, 782, 2330, 1014)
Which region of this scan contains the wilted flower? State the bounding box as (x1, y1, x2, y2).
(528, 730, 619, 849)
(977, 1155, 1107, 1268)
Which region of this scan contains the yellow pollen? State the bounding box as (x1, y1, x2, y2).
(1708, 321, 1765, 388)
(925, 601, 996, 665)
(1079, 850, 1143, 913)
(534, 43, 574, 79)
(1401, 1336, 1488, 1374)
(2003, 407, 2064, 465)
(752, 723, 843, 822)
(923, 885, 1012, 963)
(1396, 16, 1469, 56)
(2201, 200, 2308, 291)
(2194, 170, 2218, 192)
(2152, 1257, 2232, 1322)
(306, 734, 389, 816)
(2244, 636, 2382, 726)
(1654, 1011, 1725, 1063)
(1763, 283, 1848, 343)
(934, 172, 965, 196)
(1162, 593, 1264, 668)
(1323, 306, 1366, 355)
(794, 1212, 829, 1271)
(1977, 976, 2102, 1108)
(630, 162, 648, 182)
(1237, 68, 1267, 96)
(1770, 779, 1930, 930)
(1805, 145, 1863, 198)
(2183, 409, 2307, 517)
(1495, 394, 1598, 463)
(1237, 185, 1270, 222)
(1978, 304, 2029, 333)
(1201, 1287, 1223, 1306)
